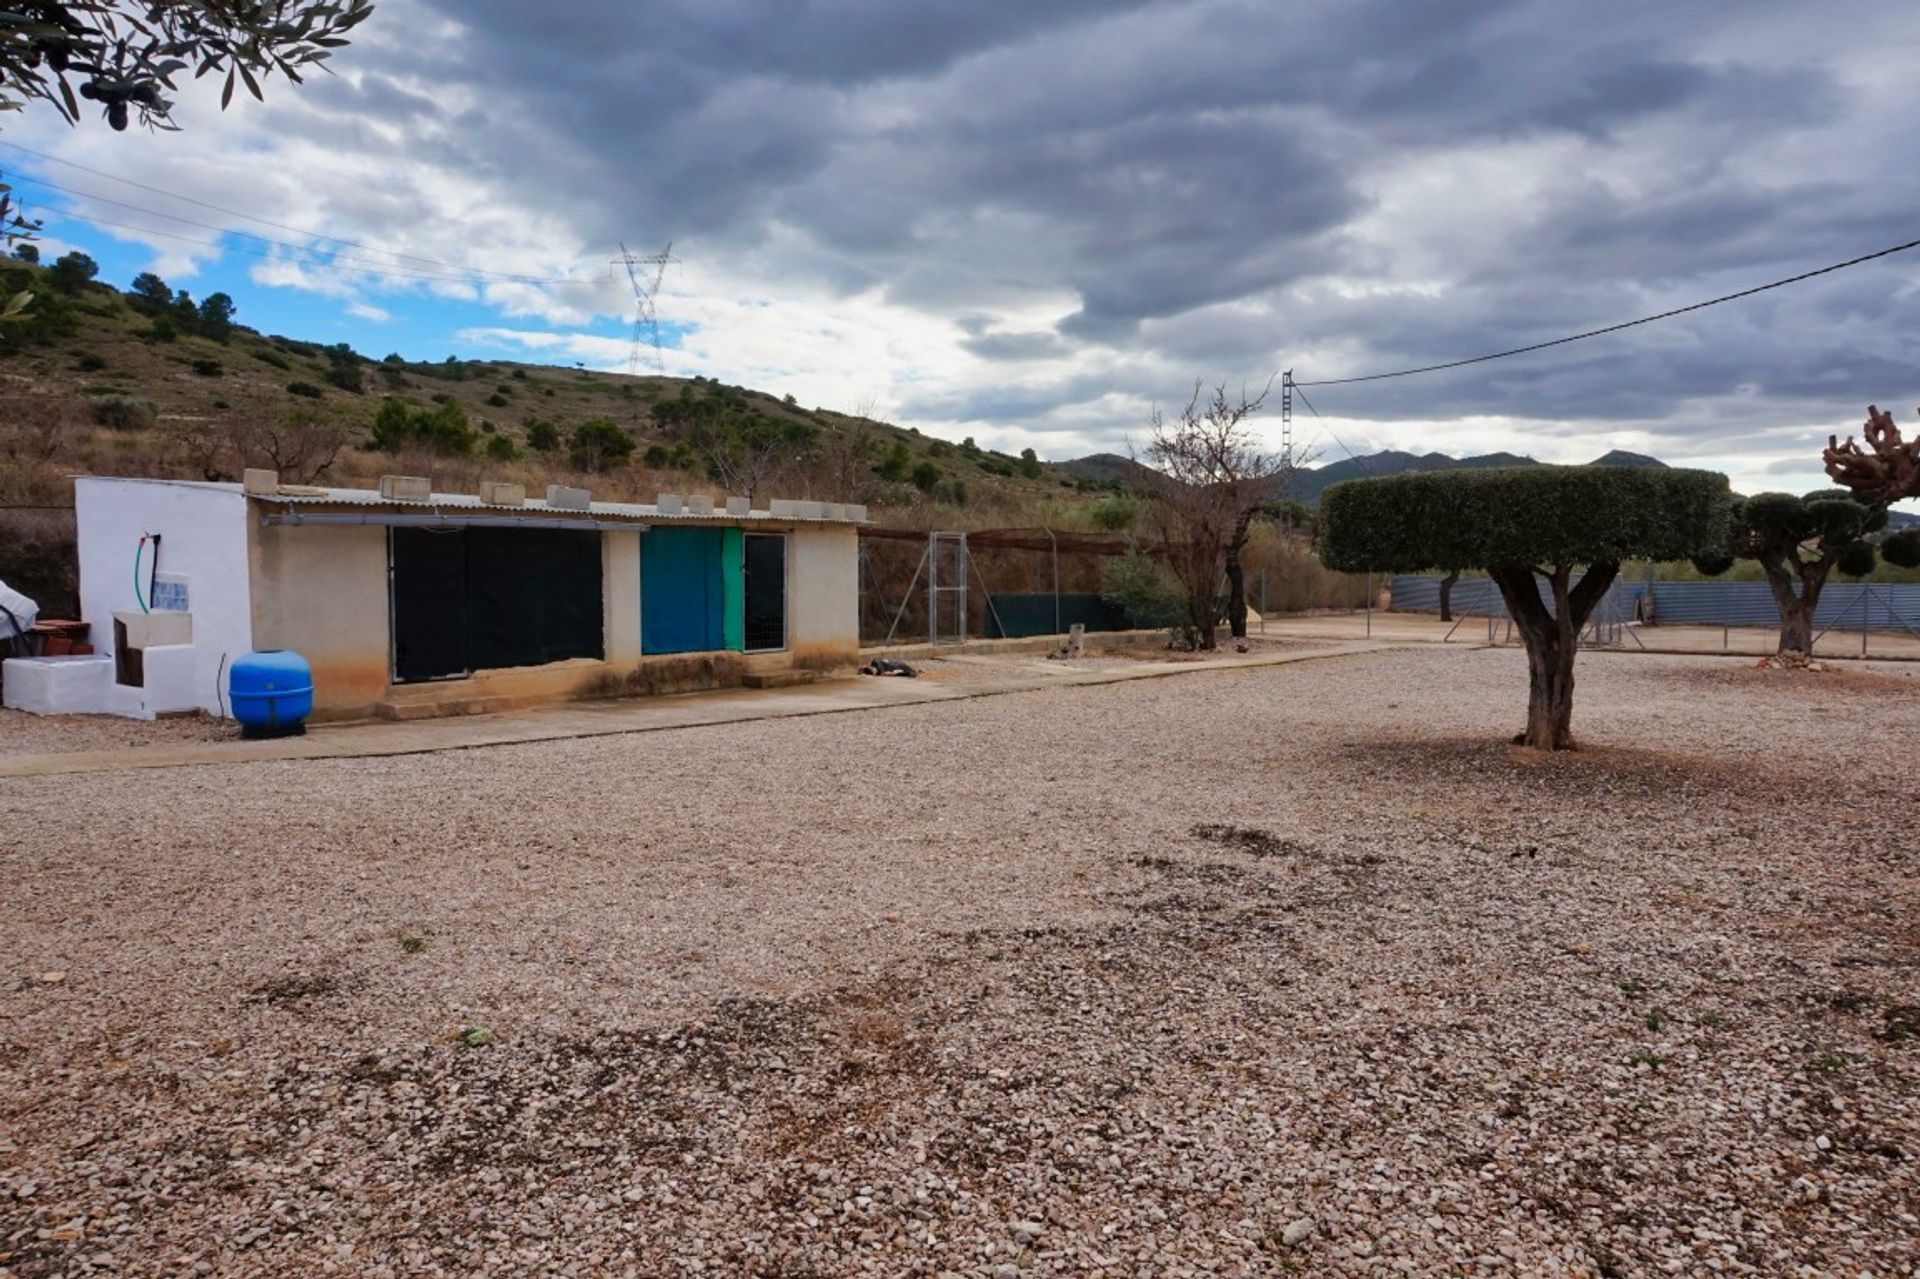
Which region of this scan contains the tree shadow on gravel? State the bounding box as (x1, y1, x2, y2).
(1333, 734, 1811, 807)
(1646, 663, 1920, 698)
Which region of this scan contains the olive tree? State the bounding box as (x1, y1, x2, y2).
(1691, 491, 1884, 657)
(1321, 465, 1731, 751)
(0, 1, 372, 132)
(1825, 405, 1920, 504)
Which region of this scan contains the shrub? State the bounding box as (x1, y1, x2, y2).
(322, 362, 364, 394)
(145, 317, 178, 343)
(47, 251, 98, 294)
(569, 418, 634, 472)
(91, 394, 158, 431)
(485, 392, 509, 408)
(1088, 493, 1140, 532)
(286, 381, 325, 399)
(641, 440, 696, 470)
(910, 460, 941, 492)
(190, 358, 223, 377)
(255, 348, 291, 370)
(368, 395, 474, 455)
(484, 433, 518, 461)
(72, 352, 107, 372)
(1102, 552, 1185, 630)
(525, 419, 560, 452)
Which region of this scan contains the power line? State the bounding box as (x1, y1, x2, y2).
(0, 140, 582, 285)
(35, 202, 582, 289)
(1293, 234, 1920, 388)
(1290, 381, 1364, 464)
(12, 172, 575, 286)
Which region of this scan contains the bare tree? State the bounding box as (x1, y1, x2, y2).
(690, 414, 818, 501)
(161, 415, 238, 481)
(818, 415, 881, 502)
(0, 395, 79, 462)
(1825, 404, 1920, 504)
(235, 409, 349, 484)
(1138, 378, 1289, 650)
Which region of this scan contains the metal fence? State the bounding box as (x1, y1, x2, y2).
(1390, 574, 1920, 632)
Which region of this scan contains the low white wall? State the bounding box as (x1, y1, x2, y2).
(75, 478, 254, 718)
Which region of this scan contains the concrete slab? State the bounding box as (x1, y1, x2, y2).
(0, 640, 1399, 779)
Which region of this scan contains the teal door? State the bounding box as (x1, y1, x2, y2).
(642, 528, 727, 654)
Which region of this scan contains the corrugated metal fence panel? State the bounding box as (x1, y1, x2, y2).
(1386, 576, 1509, 617)
(1390, 575, 1920, 632)
(1650, 580, 1920, 630)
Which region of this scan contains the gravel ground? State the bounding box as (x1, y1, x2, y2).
(1, 646, 1917, 1278)
(0, 708, 234, 758)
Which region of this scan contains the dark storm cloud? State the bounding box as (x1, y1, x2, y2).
(302, 0, 1920, 444)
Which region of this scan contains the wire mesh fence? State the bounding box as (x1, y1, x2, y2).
(858, 527, 1371, 647)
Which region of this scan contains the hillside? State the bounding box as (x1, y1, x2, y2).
(0, 257, 1086, 512)
(0, 258, 1106, 612)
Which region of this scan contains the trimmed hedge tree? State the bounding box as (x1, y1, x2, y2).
(1321, 465, 1731, 750)
(1691, 490, 1884, 657)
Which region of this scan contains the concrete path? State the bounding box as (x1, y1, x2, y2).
(0, 640, 1400, 779)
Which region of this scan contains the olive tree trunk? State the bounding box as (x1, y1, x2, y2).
(1438, 568, 1461, 623)
(1760, 552, 1829, 657)
(1488, 562, 1621, 750)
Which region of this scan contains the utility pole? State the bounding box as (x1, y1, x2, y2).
(610, 242, 678, 378)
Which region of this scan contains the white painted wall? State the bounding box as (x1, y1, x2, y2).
(787, 524, 860, 665)
(75, 478, 254, 718)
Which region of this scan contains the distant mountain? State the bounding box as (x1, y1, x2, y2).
(1052, 452, 1164, 489)
(1284, 448, 1663, 504)
(1055, 445, 1674, 505)
(1588, 449, 1667, 469)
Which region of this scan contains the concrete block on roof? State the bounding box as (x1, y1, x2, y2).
(479, 481, 526, 507)
(796, 500, 825, 519)
(725, 496, 751, 517)
(380, 474, 432, 502)
(823, 502, 847, 521)
(657, 493, 683, 515)
(243, 468, 279, 496)
(686, 494, 715, 516)
(546, 485, 590, 511)
(768, 498, 800, 518)
(845, 504, 869, 523)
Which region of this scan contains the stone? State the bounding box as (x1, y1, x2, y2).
(1282, 1218, 1316, 1247)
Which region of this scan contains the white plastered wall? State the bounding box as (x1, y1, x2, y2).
(787, 523, 860, 668)
(74, 478, 254, 718)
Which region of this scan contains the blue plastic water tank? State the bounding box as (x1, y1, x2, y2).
(229, 650, 313, 737)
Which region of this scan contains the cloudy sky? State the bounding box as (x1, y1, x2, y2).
(9, 0, 1920, 499)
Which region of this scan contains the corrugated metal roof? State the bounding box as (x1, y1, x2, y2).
(78, 477, 866, 524)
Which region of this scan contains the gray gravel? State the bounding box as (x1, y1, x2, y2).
(0, 708, 234, 758)
(1, 646, 1917, 1277)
